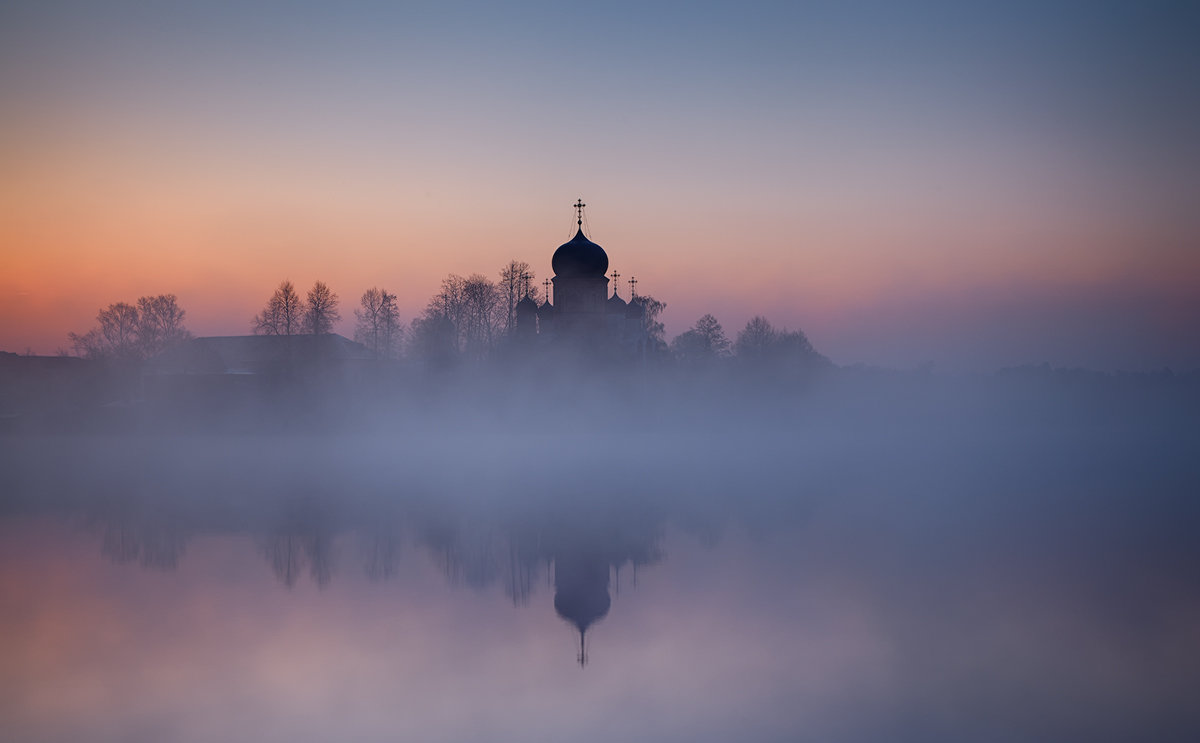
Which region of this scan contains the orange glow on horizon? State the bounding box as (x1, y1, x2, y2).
(3, 127, 1198, 367)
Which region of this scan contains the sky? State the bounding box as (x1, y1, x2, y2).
(1, 0, 1198, 370)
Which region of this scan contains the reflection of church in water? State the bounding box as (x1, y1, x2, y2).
(515, 200, 650, 358)
(548, 520, 662, 666)
(92, 493, 666, 667)
(423, 500, 665, 666)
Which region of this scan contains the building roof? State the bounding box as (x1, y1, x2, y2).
(144, 334, 373, 375)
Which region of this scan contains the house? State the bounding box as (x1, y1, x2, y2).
(143, 333, 375, 408)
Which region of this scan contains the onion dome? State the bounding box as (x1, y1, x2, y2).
(537, 300, 554, 317)
(554, 587, 611, 633)
(516, 295, 538, 312)
(625, 296, 645, 319)
(552, 228, 609, 278)
(606, 292, 628, 313)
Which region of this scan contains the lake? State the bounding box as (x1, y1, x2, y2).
(2, 405, 1198, 742)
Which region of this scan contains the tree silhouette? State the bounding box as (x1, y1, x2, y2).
(635, 294, 668, 348)
(733, 315, 829, 374)
(460, 274, 503, 361)
(303, 281, 340, 335)
(70, 302, 139, 360)
(136, 294, 191, 357)
(409, 311, 458, 367)
(413, 273, 504, 363)
(253, 280, 303, 336)
(671, 313, 731, 365)
(69, 294, 190, 361)
(734, 315, 777, 360)
(354, 287, 403, 358)
(499, 260, 540, 334)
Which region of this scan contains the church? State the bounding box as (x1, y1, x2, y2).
(514, 200, 650, 359)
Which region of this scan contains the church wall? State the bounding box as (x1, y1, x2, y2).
(551, 276, 608, 319)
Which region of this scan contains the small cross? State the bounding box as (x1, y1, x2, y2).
(543, 278, 551, 303)
(628, 276, 638, 298)
(521, 270, 533, 298)
(610, 270, 620, 296)
(573, 199, 586, 226)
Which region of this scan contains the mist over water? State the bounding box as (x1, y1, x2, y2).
(4, 0, 1199, 738)
(2, 363, 1198, 742)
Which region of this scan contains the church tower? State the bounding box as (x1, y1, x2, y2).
(550, 200, 610, 339)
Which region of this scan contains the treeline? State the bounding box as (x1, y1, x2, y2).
(64, 259, 828, 375)
(68, 294, 191, 362)
(238, 260, 554, 363)
(239, 259, 675, 367)
(669, 313, 830, 373)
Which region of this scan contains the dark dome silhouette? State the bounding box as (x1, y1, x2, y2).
(554, 587, 611, 633)
(552, 229, 609, 278)
(554, 551, 612, 660)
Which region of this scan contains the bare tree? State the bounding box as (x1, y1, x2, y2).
(499, 260, 540, 334)
(460, 274, 503, 360)
(433, 274, 467, 338)
(253, 280, 303, 336)
(354, 287, 404, 358)
(407, 275, 466, 365)
(70, 302, 138, 360)
(69, 295, 190, 361)
(303, 281, 340, 335)
(136, 294, 191, 357)
(411, 273, 503, 363)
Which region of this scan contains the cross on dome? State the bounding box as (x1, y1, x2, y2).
(574, 199, 586, 226)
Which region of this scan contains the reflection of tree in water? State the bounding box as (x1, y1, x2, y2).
(87, 496, 190, 571)
(258, 500, 338, 588)
(81, 483, 670, 663)
(259, 530, 336, 588)
(416, 516, 546, 606)
(421, 518, 501, 591)
(100, 520, 189, 570)
(504, 531, 541, 606)
(362, 529, 401, 582)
